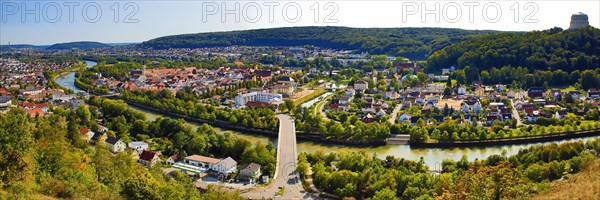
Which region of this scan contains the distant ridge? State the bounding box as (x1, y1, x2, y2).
(46, 41, 111, 50)
(142, 26, 498, 60)
(0, 44, 47, 50)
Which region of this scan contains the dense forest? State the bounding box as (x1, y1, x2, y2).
(298, 139, 600, 199)
(141, 26, 497, 60)
(427, 26, 600, 72)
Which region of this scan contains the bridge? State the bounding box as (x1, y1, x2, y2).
(243, 114, 319, 199)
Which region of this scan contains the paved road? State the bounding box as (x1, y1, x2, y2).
(509, 99, 523, 126)
(315, 94, 335, 121)
(388, 104, 402, 124)
(243, 114, 319, 199)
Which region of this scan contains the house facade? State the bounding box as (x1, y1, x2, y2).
(105, 137, 126, 153)
(212, 157, 237, 175)
(184, 155, 220, 169)
(128, 141, 149, 153)
(239, 163, 261, 181)
(138, 150, 160, 167)
(354, 80, 368, 91)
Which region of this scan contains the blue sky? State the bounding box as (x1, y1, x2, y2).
(1, 0, 599, 45)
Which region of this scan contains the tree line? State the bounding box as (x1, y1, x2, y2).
(142, 26, 497, 60)
(428, 26, 600, 72)
(451, 65, 600, 90)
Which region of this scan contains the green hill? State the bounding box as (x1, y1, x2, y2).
(427, 26, 600, 72)
(46, 41, 111, 50)
(141, 26, 498, 60)
(0, 44, 47, 50)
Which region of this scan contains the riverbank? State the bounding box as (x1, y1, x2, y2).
(412, 129, 600, 148)
(109, 93, 600, 149)
(57, 61, 600, 150)
(118, 98, 386, 147)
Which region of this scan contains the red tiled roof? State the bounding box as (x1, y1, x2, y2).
(22, 101, 35, 108)
(79, 128, 90, 134)
(139, 150, 158, 161)
(36, 102, 48, 108)
(28, 108, 43, 118)
(246, 101, 273, 108)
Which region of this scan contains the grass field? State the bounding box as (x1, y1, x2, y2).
(291, 88, 326, 105)
(531, 158, 600, 200)
(437, 98, 463, 110)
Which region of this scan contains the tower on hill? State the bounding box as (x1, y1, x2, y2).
(569, 12, 589, 30)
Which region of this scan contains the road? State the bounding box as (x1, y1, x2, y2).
(243, 114, 319, 199)
(315, 93, 335, 121)
(509, 99, 523, 126)
(388, 104, 402, 124)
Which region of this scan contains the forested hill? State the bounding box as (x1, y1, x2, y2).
(47, 41, 111, 50)
(427, 26, 600, 72)
(141, 26, 498, 60)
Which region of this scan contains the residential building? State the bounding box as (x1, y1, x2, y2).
(212, 157, 237, 175)
(128, 141, 149, 153)
(79, 128, 94, 141)
(354, 80, 368, 91)
(105, 137, 126, 153)
(166, 154, 180, 165)
(527, 87, 546, 98)
(461, 104, 470, 112)
(588, 89, 600, 99)
(138, 150, 160, 167)
(457, 85, 467, 95)
(239, 163, 261, 181)
(568, 91, 582, 99)
(507, 90, 516, 99)
(277, 76, 295, 85)
(475, 87, 485, 97)
(555, 110, 568, 119)
(0, 96, 12, 109)
(398, 113, 411, 122)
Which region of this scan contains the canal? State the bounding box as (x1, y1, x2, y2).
(57, 61, 600, 170)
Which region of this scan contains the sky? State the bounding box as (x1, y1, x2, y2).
(0, 0, 599, 45)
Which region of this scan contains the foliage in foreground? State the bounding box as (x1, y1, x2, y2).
(298, 138, 600, 199)
(0, 107, 252, 199)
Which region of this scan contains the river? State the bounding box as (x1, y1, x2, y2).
(57, 61, 600, 169)
(301, 92, 333, 108)
(55, 60, 97, 93)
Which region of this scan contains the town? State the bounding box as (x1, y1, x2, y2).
(1, 15, 600, 199)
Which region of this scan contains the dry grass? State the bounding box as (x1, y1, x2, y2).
(437, 99, 463, 110)
(531, 158, 600, 200)
(290, 88, 326, 105)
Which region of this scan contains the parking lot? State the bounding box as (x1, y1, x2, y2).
(195, 173, 257, 191)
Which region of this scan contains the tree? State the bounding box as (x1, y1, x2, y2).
(581, 70, 599, 89)
(0, 149, 29, 189)
(455, 70, 466, 84)
(431, 129, 441, 139)
(0, 109, 34, 153)
(284, 99, 295, 112)
(372, 188, 399, 200)
(229, 115, 238, 124)
(76, 105, 92, 125)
